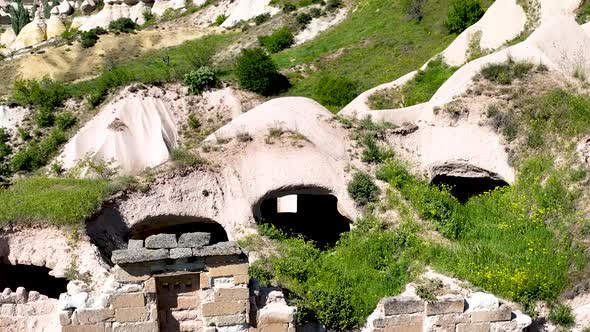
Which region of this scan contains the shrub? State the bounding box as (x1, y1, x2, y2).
(361, 134, 393, 163)
(480, 59, 534, 85)
(296, 12, 312, 26)
(254, 13, 271, 25)
(9, 0, 30, 36)
(325, 0, 341, 11)
(283, 3, 297, 12)
(183, 66, 217, 94)
(215, 14, 227, 26)
(56, 112, 77, 130)
(235, 48, 290, 96)
(313, 75, 359, 108)
(170, 148, 205, 167)
(405, 0, 427, 21)
(445, 0, 484, 34)
(0, 129, 11, 161)
(187, 114, 201, 129)
(108, 18, 138, 33)
(142, 10, 155, 25)
(347, 171, 380, 205)
(35, 108, 55, 127)
(548, 304, 575, 327)
(80, 29, 100, 48)
(12, 78, 69, 111)
(258, 27, 295, 53)
(11, 128, 66, 172)
(309, 7, 322, 17)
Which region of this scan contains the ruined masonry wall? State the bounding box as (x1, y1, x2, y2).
(0, 287, 60, 332)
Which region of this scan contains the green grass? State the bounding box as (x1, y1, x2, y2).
(272, 0, 487, 110)
(0, 177, 117, 225)
(66, 33, 235, 107)
(368, 57, 457, 109)
(246, 219, 422, 330)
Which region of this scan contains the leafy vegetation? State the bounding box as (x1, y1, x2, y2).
(9, 0, 30, 36)
(215, 14, 227, 26)
(480, 58, 534, 85)
(312, 75, 359, 111)
(347, 171, 381, 205)
(246, 219, 421, 330)
(368, 58, 456, 109)
(235, 48, 289, 96)
(0, 177, 117, 225)
(445, 0, 484, 34)
(548, 304, 576, 327)
(258, 27, 295, 53)
(108, 18, 139, 33)
(183, 66, 217, 94)
(254, 13, 271, 25)
(273, 0, 491, 106)
(80, 27, 107, 49)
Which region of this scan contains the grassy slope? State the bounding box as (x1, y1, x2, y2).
(273, 0, 456, 105)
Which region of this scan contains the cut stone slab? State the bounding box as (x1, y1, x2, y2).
(178, 232, 211, 248)
(192, 242, 243, 257)
(426, 294, 465, 316)
(170, 248, 193, 259)
(128, 239, 143, 249)
(145, 234, 177, 249)
(381, 296, 424, 315)
(111, 248, 169, 264)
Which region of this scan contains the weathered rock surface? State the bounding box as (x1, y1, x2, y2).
(178, 232, 211, 248)
(145, 234, 177, 249)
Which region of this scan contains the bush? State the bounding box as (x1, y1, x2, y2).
(56, 112, 77, 130)
(313, 75, 359, 108)
(480, 59, 534, 85)
(170, 148, 205, 168)
(108, 18, 138, 33)
(80, 27, 106, 48)
(187, 114, 201, 129)
(283, 3, 297, 12)
(35, 109, 55, 127)
(11, 128, 66, 172)
(548, 304, 575, 327)
(80, 30, 99, 48)
(12, 78, 69, 111)
(405, 0, 427, 21)
(309, 7, 322, 17)
(183, 66, 217, 94)
(445, 0, 484, 34)
(254, 13, 271, 25)
(347, 171, 380, 205)
(258, 27, 295, 53)
(215, 14, 227, 26)
(235, 48, 290, 96)
(0, 129, 11, 162)
(325, 0, 341, 11)
(361, 134, 393, 164)
(296, 12, 312, 26)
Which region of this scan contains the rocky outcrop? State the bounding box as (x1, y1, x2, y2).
(0, 287, 60, 332)
(0, 27, 15, 47)
(9, 12, 47, 51)
(45, 14, 66, 39)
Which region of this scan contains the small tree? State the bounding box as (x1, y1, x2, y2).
(235, 48, 289, 96)
(9, 0, 31, 36)
(446, 0, 484, 34)
(183, 66, 217, 95)
(347, 172, 381, 205)
(258, 27, 294, 53)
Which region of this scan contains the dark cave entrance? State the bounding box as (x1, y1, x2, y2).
(129, 215, 229, 244)
(255, 189, 351, 247)
(0, 264, 68, 299)
(431, 175, 509, 203)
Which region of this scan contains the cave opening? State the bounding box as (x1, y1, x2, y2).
(0, 264, 68, 299)
(431, 174, 509, 203)
(255, 190, 351, 247)
(129, 215, 229, 244)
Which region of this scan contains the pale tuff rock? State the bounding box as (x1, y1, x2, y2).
(45, 14, 66, 39)
(9, 12, 47, 51)
(220, 0, 279, 28)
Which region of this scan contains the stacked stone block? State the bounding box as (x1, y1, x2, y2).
(59, 232, 249, 332)
(368, 293, 529, 332)
(0, 287, 58, 332)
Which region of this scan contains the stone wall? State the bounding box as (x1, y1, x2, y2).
(365, 293, 531, 332)
(0, 287, 60, 332)
(59, 232, 251, 332)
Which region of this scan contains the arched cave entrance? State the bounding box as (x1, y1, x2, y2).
(254, 187, 351, 247)
(431, 175, 509, 203)
(128, 215, 229, 244)
(0, 263, 68, 299)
